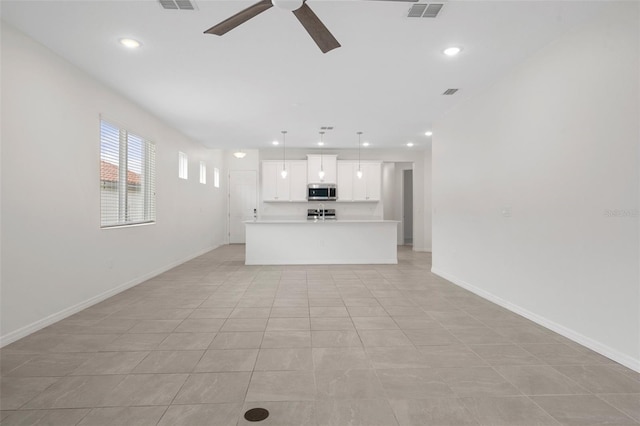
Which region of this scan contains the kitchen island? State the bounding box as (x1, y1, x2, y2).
(245, 220, 399, 265)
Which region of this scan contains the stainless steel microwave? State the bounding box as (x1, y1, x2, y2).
(307, 184, 337, 201)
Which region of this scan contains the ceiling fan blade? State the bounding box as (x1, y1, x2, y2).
(292, 3, 341, 54)
(204, 0, 273, 36)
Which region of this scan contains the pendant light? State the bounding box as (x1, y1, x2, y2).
(318, 131, 325, 181)
(356, 131, 363, 179)
(280, 130, 288, 179)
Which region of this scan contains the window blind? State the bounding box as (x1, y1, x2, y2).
(100, 119, 156, 228)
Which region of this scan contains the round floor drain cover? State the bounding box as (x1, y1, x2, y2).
(244, 408, 269, 422)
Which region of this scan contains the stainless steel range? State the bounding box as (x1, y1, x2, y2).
(307, 208, 336, 221)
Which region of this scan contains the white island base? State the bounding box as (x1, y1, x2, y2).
(245, 220, 399, 265)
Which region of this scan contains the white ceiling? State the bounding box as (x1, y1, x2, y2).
(1, 0, 605, 150)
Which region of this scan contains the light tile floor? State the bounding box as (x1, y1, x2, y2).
(1, 245, 639, 425)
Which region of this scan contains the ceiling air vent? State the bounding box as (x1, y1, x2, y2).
(423, 3, 443, 18)
(408, 4, 427, 17)
(159, 0, 196, 10)
(443, 88, 459, 95)
(320, 126, 334, 130)
(407, 3, 443, 18)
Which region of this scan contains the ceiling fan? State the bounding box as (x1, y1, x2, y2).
(204, 0, 418, 54)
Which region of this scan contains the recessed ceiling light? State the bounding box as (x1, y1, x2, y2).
(443, 46, 462, 56)
(425, 131, 433, 137)
(407, 142, 414, 147)
(272, 141, 279, 145)
(362, 142, 370, 147)
(119, 38, 141, 49)
(233, 151, 247, 159)
(318, 141, 324, 146)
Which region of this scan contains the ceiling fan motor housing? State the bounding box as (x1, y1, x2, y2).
(272, 0, 304, 11)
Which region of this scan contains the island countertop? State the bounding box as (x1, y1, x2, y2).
(246, 219, 399, 224)
(244, 220, 399, 265)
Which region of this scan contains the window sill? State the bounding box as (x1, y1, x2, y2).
(101, 221, 155, 230)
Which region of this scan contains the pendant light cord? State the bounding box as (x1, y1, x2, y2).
(282, 130, 287, 172)
(357, 131, 363, 172)
(319, 131, 325, 171)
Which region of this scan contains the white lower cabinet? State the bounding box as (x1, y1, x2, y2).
(336, 161, 381, 202)
(262, 160, 307, 202)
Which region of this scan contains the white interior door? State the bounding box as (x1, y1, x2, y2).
(229, 170, 257, 244)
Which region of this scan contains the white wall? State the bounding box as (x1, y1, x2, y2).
(382, 163, 396, 222)
(432, 4, 639, 371)
(0, 24, 227, 345)
(423, 147, 432, 252)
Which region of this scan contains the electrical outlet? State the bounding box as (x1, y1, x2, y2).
(502, 207, 512, 218)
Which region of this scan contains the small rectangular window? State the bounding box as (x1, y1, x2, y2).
(178, 151, 188, 180)
(214, 168, 220, 188)
(199, 161, 207, 184)
(100, 119, 156, 228)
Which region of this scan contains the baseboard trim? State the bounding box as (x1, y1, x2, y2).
(431, 267, 640, 373)
(0, 244, 221, 348)
(245, 258, 398, 266)
(412, 247, 432, 253)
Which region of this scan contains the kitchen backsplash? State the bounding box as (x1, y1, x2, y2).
(259, 201, 383, 220)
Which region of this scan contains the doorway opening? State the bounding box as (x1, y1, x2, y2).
(403, 169, 413, 246)
(382, 162, 414, 246)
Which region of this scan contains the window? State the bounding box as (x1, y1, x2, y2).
(100, 119, 156, 228)
(199, 161, 207, 184)
(178, 151, 188, 179)
(214, 168, 220, 188)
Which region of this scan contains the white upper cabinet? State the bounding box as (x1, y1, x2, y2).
(336, 162, 354, 202)
(262, 161, 288, 201)
(263, 157, 380, 203)
(336, 161, 381, 202)
(361, 162, 381, 201)
(289, 161, 308, 201)
(262, 160, 306, 202)
(307, 155, 337, 184)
